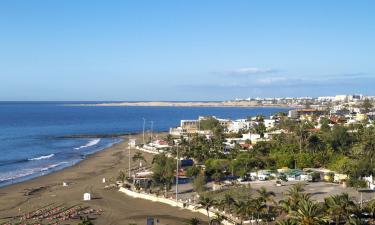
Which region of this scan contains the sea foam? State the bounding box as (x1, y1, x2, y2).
(29, 154, 55, 161)
(74, 139, 101, 150)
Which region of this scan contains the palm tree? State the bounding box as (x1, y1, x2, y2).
(257, 186, 276, 206)
(324, 193, 356, 224)
(366, 198, 375, 218)
(186, 217, 200, 225)
(132, 152, 146, 167)
(252, 197, 267, 225)
(347, 217, 368, 225)
(214, 198, 226, 211)
(280, 184, 310, 213)
(224, 193, 235, 213)
(276, 219, 298, 225)
(78, 216, 93, 225)
(117, 170, 126, 183)
(290, 199, 329, 225)
(196, 196, 216, 223)
(234, 200, 248, 225)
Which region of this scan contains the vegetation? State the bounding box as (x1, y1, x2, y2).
(174, 112, 375, 187)
(197, 184, 375, 225)
(151, 154, 176, 193)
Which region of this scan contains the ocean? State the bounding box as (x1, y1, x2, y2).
(0, 102, 289, 187)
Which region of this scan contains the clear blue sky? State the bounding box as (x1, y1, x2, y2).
(0, 0, 374, 101)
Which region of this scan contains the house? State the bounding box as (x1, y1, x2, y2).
(264, 119, 276, 129)
(288, 109, 324, 119)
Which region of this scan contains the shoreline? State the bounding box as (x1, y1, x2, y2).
(0, 138, 124, 188)
(0, 133, 207, 225)
(66, 101, 297, 108)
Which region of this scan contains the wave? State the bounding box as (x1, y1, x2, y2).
(74, 138, 101, 150)
(29, 154, 55, 161)
(0, 162, 68, 182)
(0, 159, 28, 167)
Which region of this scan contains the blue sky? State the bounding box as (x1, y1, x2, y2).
(0, 0, 374, 101)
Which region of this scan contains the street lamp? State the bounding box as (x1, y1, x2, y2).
(176, 143, 179, 202)
(142, 118, 146, 144)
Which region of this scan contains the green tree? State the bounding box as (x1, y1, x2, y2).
(324, 193, 356, 224)
(361, 98, 373, 113)
(186, 166, 201, 178)
(257, 186, 276, 207)
(290, 199, 329, 225)
(185, 217, 200, 225)
(151, 154, 176, 193)
(196, 196, 216, 223)
(78, 216, 93, 225)
(132, 152, 146, 167)
(117, 170, 126, 183)
(276, 219, 298, 225)
(306, 134, 325, 152)
(193, 174, 206, 193)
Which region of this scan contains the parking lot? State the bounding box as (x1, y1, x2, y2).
(249, 180, 375, 202)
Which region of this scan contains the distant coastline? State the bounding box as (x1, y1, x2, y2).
(68, 101, 298, 108)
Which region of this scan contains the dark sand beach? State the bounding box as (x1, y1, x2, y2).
(0, 134, 207, 225)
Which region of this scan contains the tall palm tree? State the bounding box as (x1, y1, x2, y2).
(132, 152, 146, 167)
(234, 200, 248, 225)
(224, 193, 235, 213)
(196, 196, 216, 223)
(290, 199, 329, 225)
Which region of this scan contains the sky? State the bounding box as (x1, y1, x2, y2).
(0, 0, 374, 101)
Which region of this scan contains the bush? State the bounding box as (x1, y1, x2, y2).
(347, 177, 368, 188)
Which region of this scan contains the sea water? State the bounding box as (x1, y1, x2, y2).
(0, 102, 289, 187)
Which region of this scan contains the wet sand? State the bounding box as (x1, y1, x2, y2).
(0, 134, 207, 225)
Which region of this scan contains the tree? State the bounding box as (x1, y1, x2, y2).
(196, 196, 216, 223)
(306, 134, 325, 152)
(193, 174, 206, 193)
(366, 198, 375, 218)
(233, 200, 248, 225)
(117, 170, 126, 183)
(290, 199, 329, 225)
(186, 217, 200, 225)
(276, 219, 298, 225)
(223, 193, 235, 213)
(324, 193, 356, 224)
(252, 123, 267, 138)
(361, 98, 373, 113)
(257, 187, 275, 204)
(132, 152, 146, 167)
(151, 154, 176, 193)
(199, 117, 221, 131)
(78, 216, 93, 225)
(186, 166, 201, 178)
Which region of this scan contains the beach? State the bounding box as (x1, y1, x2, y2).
(0, 133, 207, 225)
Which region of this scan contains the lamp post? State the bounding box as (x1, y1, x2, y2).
(128, 135, 131, 178)
(176, 143, 179, 202)
(142, 118, 146, 144)
(150, 121, 154, 141)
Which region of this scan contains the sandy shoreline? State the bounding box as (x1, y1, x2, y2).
(0, 133, 207, 225)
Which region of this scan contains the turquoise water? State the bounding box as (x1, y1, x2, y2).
(0, 102, 289, 187)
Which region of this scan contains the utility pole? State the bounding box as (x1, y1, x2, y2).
(128, 135, 131, 178)
(176, 143, 179, 202)
(150, 121, 154, 141)
(142, 118, 146, 144)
